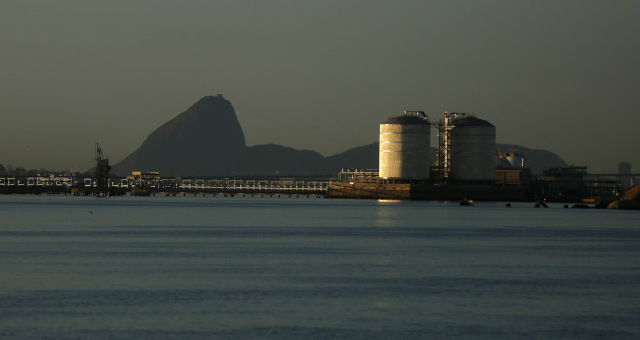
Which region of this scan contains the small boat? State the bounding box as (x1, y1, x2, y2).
(534, 199, 549, 208)
(460, 198, 474, 206)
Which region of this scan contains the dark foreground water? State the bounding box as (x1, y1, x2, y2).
(1, 195, 639, 339)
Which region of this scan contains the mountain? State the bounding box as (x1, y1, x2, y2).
(111, 95, 568, 177)
(111, 95, 335, 177)
(112, 95, 245, 176)
(242, 144, 327, 176)
(325, 143, 379, 171)
(324, 143, 566, 176)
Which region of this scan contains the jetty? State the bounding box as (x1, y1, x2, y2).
(0, 175, 329, 197)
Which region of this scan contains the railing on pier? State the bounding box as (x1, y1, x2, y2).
(1, 176, 330, 194)
(156, 178, 329, 193)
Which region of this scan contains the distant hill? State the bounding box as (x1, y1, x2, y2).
(111, 95, 335, 177)
(324, 142, 567, 176)
(112, 95, 246, 176)
(325, 143, 379, 171)
(495, 144, 568, 175)
(241, 144, 327, 176)
(111, 95, 568, 177)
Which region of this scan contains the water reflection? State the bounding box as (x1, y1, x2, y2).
(374, 200, 405, 227)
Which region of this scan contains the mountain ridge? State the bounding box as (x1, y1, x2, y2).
(110, 96, 567, 177)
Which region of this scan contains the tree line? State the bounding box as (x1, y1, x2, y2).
(0, 163, 75, 177)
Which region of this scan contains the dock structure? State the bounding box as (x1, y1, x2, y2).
(0, 175, 330, 196)
(326, 181, 531, 201)
(2, 170, 631, 201)
(158, 191, 325, 198)
(133, 177, 330, 196)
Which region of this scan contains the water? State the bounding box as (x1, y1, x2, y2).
(1, 195, 639, 339)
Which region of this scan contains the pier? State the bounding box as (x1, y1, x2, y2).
(0, 175, 330, 197)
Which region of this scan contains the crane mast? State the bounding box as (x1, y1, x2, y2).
(95, 143, 111, 196)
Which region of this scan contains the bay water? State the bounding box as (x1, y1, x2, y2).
(1, 195, 639, 339)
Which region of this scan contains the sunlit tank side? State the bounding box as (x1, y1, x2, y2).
(448, 116, 496, 182)
(379, 112, 430, 180)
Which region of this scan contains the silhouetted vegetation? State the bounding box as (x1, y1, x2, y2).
(0, 163, 77, 177)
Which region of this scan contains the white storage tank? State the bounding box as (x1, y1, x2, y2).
(379, 111, 430, 180)
(448, 116, 496, 182)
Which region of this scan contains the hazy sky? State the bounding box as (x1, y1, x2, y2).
(1, 0, 638, 173)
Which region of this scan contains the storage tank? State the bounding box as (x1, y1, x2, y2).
(379, 111, 430, 180)
(505, 149, 527, 169)
(447, 116, 496, 182)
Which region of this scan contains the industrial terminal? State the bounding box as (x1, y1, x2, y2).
(326, 111, 626, 203)
(0, 112, 635, 204)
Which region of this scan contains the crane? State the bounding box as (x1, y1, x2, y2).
(95, 143, 111, 196)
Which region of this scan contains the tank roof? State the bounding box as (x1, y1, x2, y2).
(382, 115, 430, 125)
(450, 117, 494, 127)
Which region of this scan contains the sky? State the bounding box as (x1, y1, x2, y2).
(1, 0, 638, 174)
